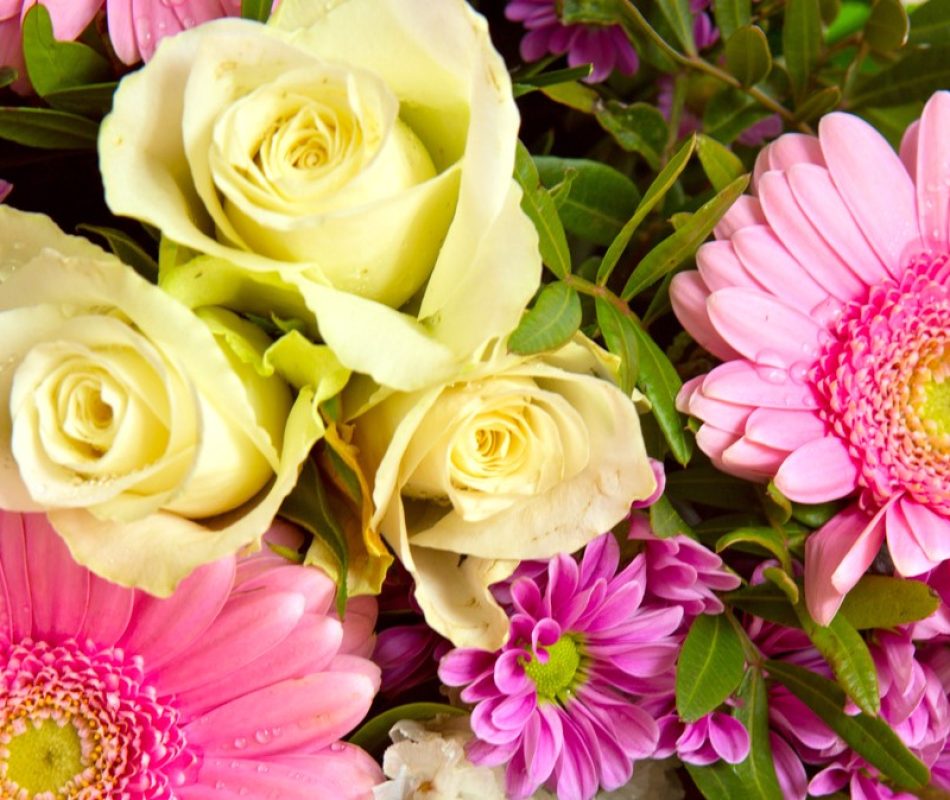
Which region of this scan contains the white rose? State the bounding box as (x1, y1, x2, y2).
(353, 337, 657, 649)
(0, 206, 324, 594)
(99, 0, 540, 391)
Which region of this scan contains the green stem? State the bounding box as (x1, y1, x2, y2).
(616, 0, 811, 133)
(563, 274, 641, 324)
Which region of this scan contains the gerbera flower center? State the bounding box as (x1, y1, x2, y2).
(0, 638, 191, 799)
(523, 634, 583, 702)
(812, 252, 950, 513)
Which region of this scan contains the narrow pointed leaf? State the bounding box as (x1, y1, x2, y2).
(650, 493, 695, 539)
(765, 661, 930, 790)
(677, 613, 746, 721)
(595, 101, 668, 169)
(732, 668, 785, 799)
(783, 0, 822, 97)
(594, 298, 640, 393)
(0, 107, 99, 149)
(515, 141, 571, 279)
(716, 527, 790, 570)
(697, 134, 745, 192)
(630, 325, 694, 465)
(657, 0, 699, 53)
(77, 225, 158, 280)
(621, 173, 749, 300)
(724, 584, 801, 628)
(849, 46, 950, 107)
(597, 135, 696, 284)
(509, 282, 583, 355)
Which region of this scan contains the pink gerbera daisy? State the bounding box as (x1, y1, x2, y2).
(438, 533, 683, 800)
(0, 511, 382, 798)
(670, 91, 950, 624)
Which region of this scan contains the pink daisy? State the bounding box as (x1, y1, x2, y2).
(670, 91, 950, 624)
(0, 511, 383, 798)
(438, 533, 683, 800)
(505, 0, 639, 83)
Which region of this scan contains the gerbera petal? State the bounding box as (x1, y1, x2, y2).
(885, 500, 942, 577)
(669, 271, 743, 361)
(714, 195, 766, 239)
(722, 437, 789, 475)
(900, 120, 919, 181)
(893, 497, 950, 564)
(156, 591, 306, 695)
(697, 239, 762, 292)
(0, 512, 32, 642)
(786, 163, 889, 285)
(701, 360, 820, 410)
(695, 424, 741, 463)
(766, 132, 826, 172)
(106, 0, 138, 64)
(25, 513, 88, 641)
(744, 408, 826, 451)
(757, 171, 867, 300)
(805, 502, 887, 624)
(77, 572, 135, 648)
(774, 436, 859, 503)
(707, 287, 824, 366)
(731, 225, 829, 311)
(915, 90, 950, 248)
(120, 556, 236, 672)
(819, 111, 920, 273)
(185, 672, 376, 758)
(688, 388, 753, 435)
(36, 0, 102, 41)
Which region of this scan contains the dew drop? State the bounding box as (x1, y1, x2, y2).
(233, 737, 248, 750)
(755, 348, 785, 368)
(789, 361, 811, 384)
(254, 729, 272, 744)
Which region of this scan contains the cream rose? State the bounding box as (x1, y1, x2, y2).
(0, 206, 325, 595)
(353, 338, 657, 649)
(99, 0, 541, 391)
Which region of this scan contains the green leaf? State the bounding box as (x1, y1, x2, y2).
(42, 82, 117, 117)
(597, 135, 696, 284)
(763, 481, 793, 526)
(595, 298, 640, 394)
(827, 1, 872, 41)
(725, 583, 801, 628)
(784, 0, 823, 98)
(241, 0, 272, 22)
(908, 0, 950, 45)
(514, 64, 593, 96)
(765, 661, 930, 790)
(864, 0, 910, 52)
(838, 574, 940, 630)
(535, 157, 640, 246)
(763, 566, 800, 605)
(631, 326, 694, 465)
(560, 0, 623, 24)
(732, 668, 785, 799)
(717, 526, 790, 570)
(666, 465, 759, 509)
(348, 703, 466, 756)
(725, 26, 773, 86)
(0, 67, 16, 89)
(22, 5, 111, 98)
(656, 0, 699, 53)
(595, 101, 669, 169)
(792, 85, 843, 122)
(677, 613, 746, 721)
(514, 141, 571, 279)
(703, 89, 775, 144)
(76, 225, 158, 280)
(792, 596, 880, 715)
(621, 174, 749, 300)
(713, 0, 752, 40)
(790, 499, 842, 527)
(697, 135, 745, 192)
(849, 46, 950, 108)
(650, 493, 695, 539)
(0, 107, 99, 149)
(820, 0, 842, 26)
(281, 458, 349, 617)
(540, 81, 599, 113)
(509, 282, 583, 355)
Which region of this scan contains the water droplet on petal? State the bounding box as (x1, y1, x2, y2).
(233, 737, 247, 750)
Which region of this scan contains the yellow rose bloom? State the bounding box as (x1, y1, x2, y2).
(352, 338, 658, 649)
(99, 0, 541, 392)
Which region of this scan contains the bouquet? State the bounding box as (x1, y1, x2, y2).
(0, 0, 947, 798)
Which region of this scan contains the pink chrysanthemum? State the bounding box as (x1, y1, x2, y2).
(438, 533, 683, 800)
(504, 0, 639, 83)
(0, 511, 383, 798)
(670, 91, 950, 624)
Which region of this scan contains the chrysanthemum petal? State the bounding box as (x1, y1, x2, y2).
(775, 436, 859, 502)
(707, 287, 823, 366)
(702, 360, 819, 409)
(893, 497, 950, 564)
(915, 90, 950, 247)
(819, 111, 920, 272)
(885, 499, 943, 577)
(708, 712, 750, 764)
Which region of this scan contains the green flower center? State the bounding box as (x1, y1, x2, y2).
(523, 635, 583, 702)
(5, 718, 86, 797)
(915, 361, 950, 446)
